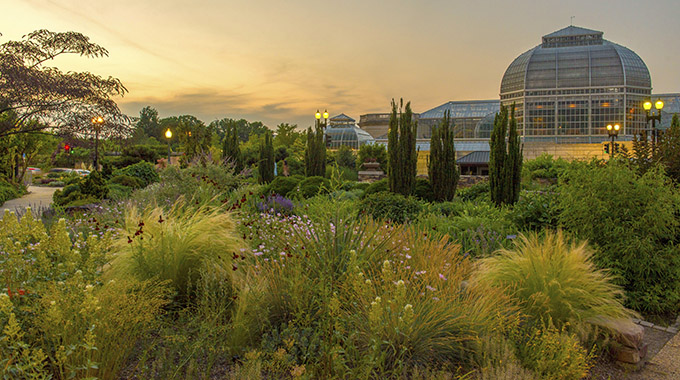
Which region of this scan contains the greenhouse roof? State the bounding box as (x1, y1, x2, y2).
(420, 100, 500, 119)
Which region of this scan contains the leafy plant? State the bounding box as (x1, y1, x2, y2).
(359, 191, 422, 224)
(113, 161, 159, 188)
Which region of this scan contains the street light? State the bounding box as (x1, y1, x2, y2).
(91, 115, 104, 170)
(606, 123, 620, 158)
(316, 109, 329, 147)
(165, 128, 172, 165)
(643, 99, 664, 147)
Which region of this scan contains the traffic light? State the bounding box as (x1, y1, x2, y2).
(603, 143, 610, 154)
(64, 144, 71, 154)
(325, 135, 332, 148)
(614, 143, 620, 153)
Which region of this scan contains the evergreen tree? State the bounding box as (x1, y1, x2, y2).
(489, 106, 508, 206)
(221, 123, 243, 172)
(387, 99, 417, 196)
(428, 110, 459, 201)
(631, 130, 652, 175)
(661, 114, 680, 182)
(258, 131, 274, 184)
(304, 121, 326, 177)
(506, 106, 522, 204)
(489, 104, 522, 206)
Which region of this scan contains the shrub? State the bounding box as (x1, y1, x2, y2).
(476, 231, 632, 331)
(363, 178, 388, 197)
(268, 176, 302, 196)
(107, 183, 133, 200)
(523, 153, 570, 180)
(109, 174, 143, 189)
(414, 177, 434, 202)
(110, 202, 243, 301)
(358, 191, 422, 224)
(0, 180, 20, 205)
(297, 176, 330, 198)
(511, 189, 561, 231)
(113, 161, 159, 188)
(80, 170, 108, 200)
(457, 180, 489, 202)
(558, 162, 680, 314)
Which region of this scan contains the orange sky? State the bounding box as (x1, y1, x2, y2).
(3, 0, 680, 128)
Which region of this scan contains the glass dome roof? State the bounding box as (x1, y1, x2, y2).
(500, 26, 651, 94)
(325, 125, 375, 149)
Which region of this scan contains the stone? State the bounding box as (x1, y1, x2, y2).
(615, 346, 641, 364)
(640, 320, 654, 328)
(593, 318, 644, 348)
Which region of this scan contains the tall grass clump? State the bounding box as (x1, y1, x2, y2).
(475, 231, 632, 332)
(110, 201, 243, 301)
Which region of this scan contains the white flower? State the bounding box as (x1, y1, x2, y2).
(396, 280, 404, 287)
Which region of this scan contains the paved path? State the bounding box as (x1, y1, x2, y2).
(639, 330, 680, 379)
(1, 186, 59, 214)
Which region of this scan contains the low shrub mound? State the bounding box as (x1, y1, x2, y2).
(0, 180, 20, 205)
(268, 176, 301, 196)
(359, 191, 422, 224)
(113, 161, 159, 188)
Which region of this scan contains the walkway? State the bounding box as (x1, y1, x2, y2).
(1, 186, 58, 215)
(639, 330, 680, 379)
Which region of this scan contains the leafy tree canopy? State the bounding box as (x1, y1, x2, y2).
(0, 30, 131, 139)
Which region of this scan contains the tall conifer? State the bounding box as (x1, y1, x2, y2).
(388, 99, 417, 196)
(489, 104, 522, 206)
(259, 131, 275, 184)
(221, 124, 243, 172)
(304, 122, 326, 177)
(428, 110, 458, 201)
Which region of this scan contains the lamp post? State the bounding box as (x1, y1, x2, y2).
(165, 128, 172, 165)
(606, 123, 620, 158)
(644, 99, 664, 148)
(91, 116, 104, 170)
(316, 109, 329, 146)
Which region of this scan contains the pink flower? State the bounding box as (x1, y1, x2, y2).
(439, 274, 447, 281)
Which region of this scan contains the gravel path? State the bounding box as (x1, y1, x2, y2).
(1, 186, 59, 214)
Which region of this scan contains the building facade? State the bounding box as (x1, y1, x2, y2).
(500, 26, 652, 143)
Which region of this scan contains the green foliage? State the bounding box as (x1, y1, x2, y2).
(388, 99, 417, 196)
(335, 145, 356, 168)
(661, 114, 680, 182)
(512, 322, 592, 380)
(476, 232, 631, 332)
(511, 189, 561, 231)
(0, 211, 169, 380)
(414, 177, 434, 202)
(0, 180, 20, 205)
(221, 122, 243, 172)
(489, 104, 522, 206)
(457, 180, 490, 202)
(107, 182, 133, 200)
(53, 171, 108, 207)
(113, 161, 159, 188)
(359, 191, 422, 224)
(324, 164, 358, 181)
(298, 176, 330, 198)
(258, 131, 275, 184)
(119, 144, 165, 166)
(428, 110, 459, 201)
(175, 115, 214, 164)
(558, 162, 680, 313)
(523, 154, 570, 180)
(109, 174, 143, 189)
(80, 170, 108, 200)
(364, 178, 389, 197)
(268, 176, 302, 196)
(110, 202, 242, 302)
(357, 143, 388, 171)
(304, 122, 326, 177)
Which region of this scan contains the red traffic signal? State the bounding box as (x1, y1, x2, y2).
(64, 144, 71, 154)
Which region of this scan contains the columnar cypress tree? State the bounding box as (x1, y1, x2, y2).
(428, 110, 459, 201)
(221, 124, 243, 172)
(489, 104, 522, 206)
(304, 122, 326, 177)
(388, 99, 417, 196)
(661, 114, 680, 182)
(258, 131, 275, 184)
(505, 106, 522, 204)
(489, 105, 508, 206)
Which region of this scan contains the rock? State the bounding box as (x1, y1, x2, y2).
(591, 317, 644, 349)
(615, 346, 641, 364)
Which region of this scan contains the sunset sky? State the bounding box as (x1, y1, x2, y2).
(3, 0, 680, 129)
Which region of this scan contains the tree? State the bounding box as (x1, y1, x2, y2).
(259, 131, 275, 184)
(428, 110, 459, 202)
(221, 122, 243, 172)
(176, 115, 214, 164)
(304, 122, 326, 177)
(387, 99, 417, 196)
(661, 114, 680, 182)
(137, 106, 161, 139)
(489, 104, 522, 206)
(0, 30, 131, 139)
(335, 145, 356, 169)
(356, 143, 387, 171)
(631, 130, 653, 175)
(275, 123, 303, 147)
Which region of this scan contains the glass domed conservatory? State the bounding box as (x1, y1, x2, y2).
(325, 114, 375, 149)
(500, 26, 652, 142)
